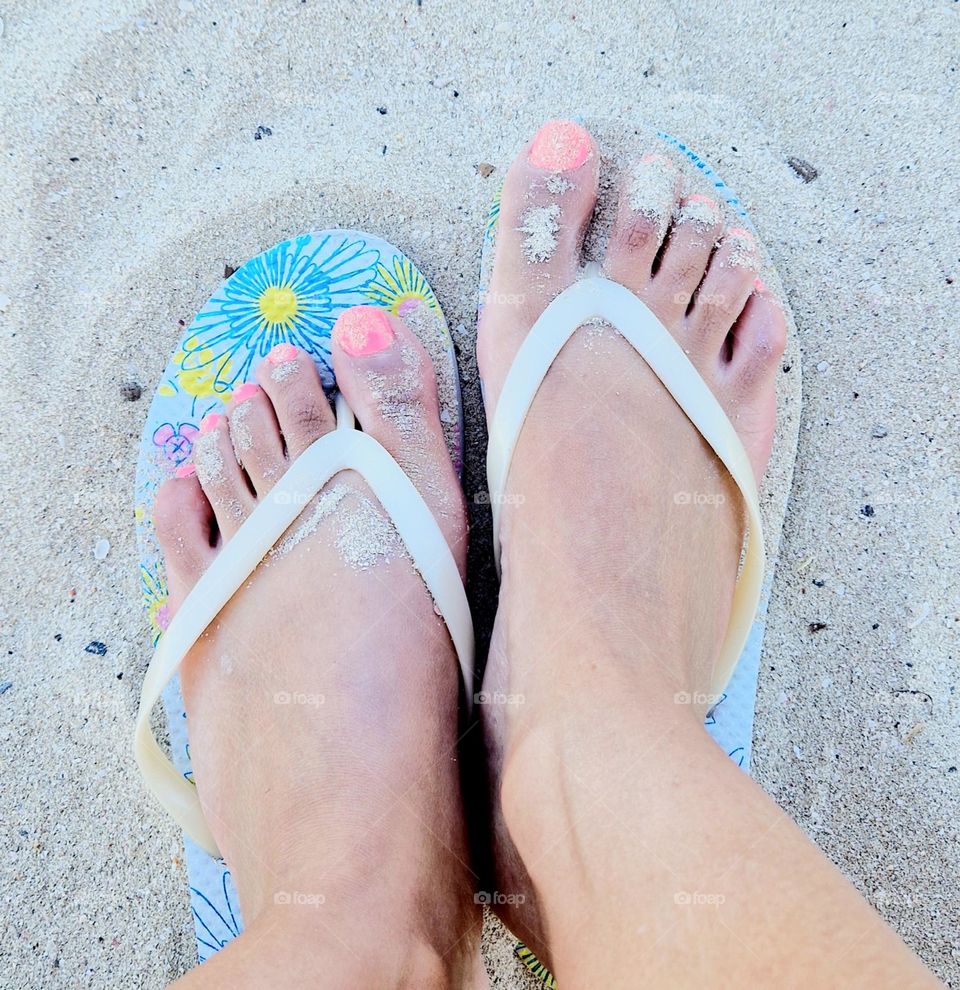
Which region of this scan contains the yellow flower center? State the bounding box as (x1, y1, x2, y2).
(258, 285, 299, 326)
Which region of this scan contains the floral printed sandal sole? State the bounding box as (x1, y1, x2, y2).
(133, 229, 470, 961)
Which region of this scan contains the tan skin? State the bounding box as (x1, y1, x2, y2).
(154, 122, 939, 987)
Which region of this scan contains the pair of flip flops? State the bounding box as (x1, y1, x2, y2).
(133, 130, 801, 972)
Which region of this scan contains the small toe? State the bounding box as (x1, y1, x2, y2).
(255, 345, 336, 458)
(154, 473, 217, 608)
(192, 413, 255, 539)
(684, 226, 761, 350)
(648, 195, 724, 322)
(331, 306, 467, 571)
(227, 383, 286, 495)
(604, 154, 682, 291)
(726, 283, 788, 385)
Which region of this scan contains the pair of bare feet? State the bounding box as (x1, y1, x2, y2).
(155, 122, 936, 988)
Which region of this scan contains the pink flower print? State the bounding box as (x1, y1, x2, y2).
(153, 422, 199, 467)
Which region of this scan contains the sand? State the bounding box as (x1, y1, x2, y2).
(1, 1, 958, 986)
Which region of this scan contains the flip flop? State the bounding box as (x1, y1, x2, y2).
(478, 125, 802, 985)
(133, 230, 472, 963)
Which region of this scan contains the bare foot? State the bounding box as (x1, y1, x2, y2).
(154, 308, 482, 987)
(476, 121, 786, 961)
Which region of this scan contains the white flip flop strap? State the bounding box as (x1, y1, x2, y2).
(486, 275, 763, 698)
(134, 396, 474, 858)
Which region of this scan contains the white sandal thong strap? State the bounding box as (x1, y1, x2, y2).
(486, 275, 763, 698)
(134, 395, 474, 858)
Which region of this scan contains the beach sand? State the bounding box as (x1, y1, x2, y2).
(1, 1, 957, 985)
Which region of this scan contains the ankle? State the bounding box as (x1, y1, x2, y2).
(498, 689, 709, 849)
(244, 903, 473, 989)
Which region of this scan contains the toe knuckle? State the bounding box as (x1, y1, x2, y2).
(286, 393, 327, 433)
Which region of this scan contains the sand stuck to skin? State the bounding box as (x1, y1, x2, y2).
(0, 2, 957, 986)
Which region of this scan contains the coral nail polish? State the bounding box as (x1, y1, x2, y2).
(232, 382, 260, 404)
(175, 463, 197, 478)
(267, 342, 298, 365)
(334, 306, 395, 357)
(200, 413, 222, 434)
(528, 120, 592, 172)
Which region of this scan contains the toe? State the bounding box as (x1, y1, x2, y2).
(719, 282, 786, 481)
(726, 282, 788, 385)
(683, 226, 761, 357)
(478, 119, 599, 405)
(154, 473, 217, 609)
(255, 344, 336, 458)
(647, 194, 724, 322)
(604, 153, 682, 291)
(332, 306, 467, 573)
(192, 413, 255, 539)
(227, 383, 286, 495)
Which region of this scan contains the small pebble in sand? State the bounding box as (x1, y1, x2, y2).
(786, 156, 818, 183)
(93, 538, 110, 560)
(254, 125, 272, 140)
(85, 641, 107, 655)
(861, 504, 875, 517)
(0, 681, 12, 697)
(223, 264, 237, 279)
(119, 381, 141, 401)
(871, 424, 888, 438)
(476, 163, 495, 178)
(808, 622, 828, 633)
(519, 203, 561, 263)
(816, 361, 829, 372)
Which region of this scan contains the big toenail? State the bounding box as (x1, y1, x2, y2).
(175, 463, 197, 478)
(232, 383, 260, 404)
(754, 277, 767, 293)
(528, 120, 592, 172)
(728, 227, 755, 243)
(200, 413, 222, 433)
(334, 306, 395, 357)
(267, 342, 298, 365)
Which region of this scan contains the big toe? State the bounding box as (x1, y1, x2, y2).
(478, 119, 599, 407)
(331, 305, 467, 573)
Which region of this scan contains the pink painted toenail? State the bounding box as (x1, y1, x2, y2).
(528, 120, 592, 172)
(199, 413, 222, 434)
(640, 153, 671, 165)
(267, 342, 298, 365)
(728, 227, 755, 242)
(754, 277, 768, 293)
(175, 463, 196, 478)
(688, 193, 718, 207)
(232, 382, 260, 404)
(334, 306, 395, 357)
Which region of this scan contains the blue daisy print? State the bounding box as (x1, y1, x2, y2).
(179, 233, 380, 392)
